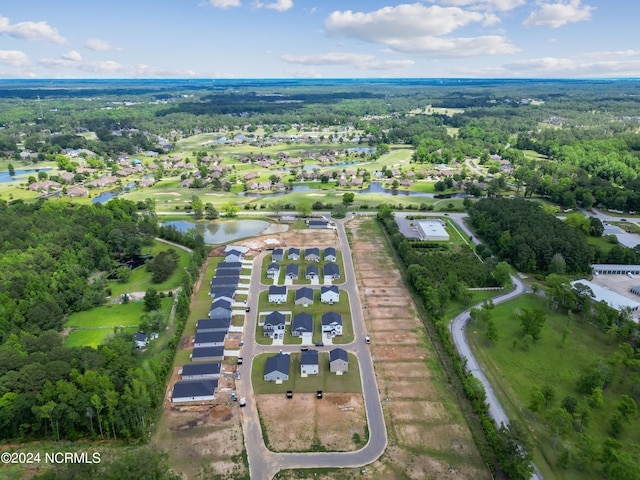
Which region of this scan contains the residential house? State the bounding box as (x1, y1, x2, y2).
(291, 312, 313, 337)
(210, 277, 239, 290)
(216, 261, 243, 271)
(263, 311, 286, 338)
(321, 312, 343, 336)
(193, 331, 226, 348)
(324, 247, 337, 262)
(195, 318, 230, 333)
(134, 332, 148, 349)
(268, 285, 287, 303)
(329, 348, 349, 374)
(305, 265, 319, 280)
(225, 249, 243, 263)
(180, 363, 221, 380)
(208, 287, 235, 303)
(323, 263, 341, 280)
(266, 263, 280, 279)
(272, 248, 284, 262)
(308, 220, 329, 229)
(171, 380, 217, 403)
(66, 187, 89, 197)
(295, 287, 314, 306)
(209, 299, 232, 320)
(191, 346, 224, 362)
(320, 285, 340, 304)
(300, 350, 319, 377)
(305, 248, 320, 262)
(263, 353, 290, 382)
(246, 181, 258, 190)
(285, 264, 299, 280)
(29, 180, 61, 192)
(287, 247, 300, 260)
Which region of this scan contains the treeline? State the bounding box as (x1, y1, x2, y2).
(377, 206, 534, 479)
(0, 198, 207, 442)
(468, 198, 592, 274)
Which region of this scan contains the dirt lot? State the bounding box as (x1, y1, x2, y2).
(343, 217, 491, 480)
(281, 227, 340, 248)
(256, 393, 366, 452)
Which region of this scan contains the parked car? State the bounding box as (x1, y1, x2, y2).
(365, 335, 371, 344)
(315, 342, 324, 347)
(245, 306, 250, 312)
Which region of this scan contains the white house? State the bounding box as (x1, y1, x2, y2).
(320, 286, 340, 304)
(321, 312, 343, 336)
(300, 350, 319, 377)
(268, 285, 287, 303)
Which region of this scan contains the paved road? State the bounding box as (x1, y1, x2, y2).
(236, 217, 387, 480)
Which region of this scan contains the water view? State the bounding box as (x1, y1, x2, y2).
(164, 219, 269, 244)
(0, 168, 52, 183)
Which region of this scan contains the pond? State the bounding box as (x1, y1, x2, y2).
(238, 185, 313, 198)
(164, 219, 270, 244)
(0, 167, 52, 183)
(355, 181, 468, 198)
(91, 181, 139, 203)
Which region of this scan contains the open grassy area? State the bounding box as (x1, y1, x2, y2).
(468, 293, 640, 480)
(587, 234, 618, 253)
(108, 240, 191, 297)
(183, 256, 224, 336)
(64, 297, 173, 347)
(252, 352, 362, 394)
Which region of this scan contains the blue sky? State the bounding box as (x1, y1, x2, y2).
(0, 0, 638, 78)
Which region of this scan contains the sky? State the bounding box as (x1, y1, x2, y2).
(0, 0, 639, 79)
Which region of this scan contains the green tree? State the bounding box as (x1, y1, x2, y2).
(331, 203, 347, 219)
(143, 288, 161, 312)
(191, 196, 204, 219)
(342, 192, 355, 205)
(297, 200, 312, 218)
(545, 407, 572, 449)
(7, 163, 15, 176)
(495, 421, 534, 480)
(221, 202, 239, 217)
(485, 317, 498, 345)
(518, 308, 546, 341)
(146, 250, 179, 283)
(528, 386, 546, 413)
(204, 203, 218, 220)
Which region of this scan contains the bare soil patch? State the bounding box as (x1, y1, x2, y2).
(345, 217, 490, 479)
(256, 393, 366, 452)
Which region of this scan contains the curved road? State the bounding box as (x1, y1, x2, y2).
(236, 217, 387, 480)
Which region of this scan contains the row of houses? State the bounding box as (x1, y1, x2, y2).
(171, 247, 250, 403)
(268, 285, 340, 304)
(263, 311, 343, 339)
(263, 348, 349, 383)
(272, 247, 336, 262)
(267, 263, 341, 281)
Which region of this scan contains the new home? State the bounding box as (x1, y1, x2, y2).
(263, 311, 286, 338)
(288, 247, 300, 260)
(329, 348, 349, 374)
(305, 265, 319, 280)
(320, 285, 340, 304)
(291, 312, 313, 336)
(324, 247, 337, 262)
(295, 287, 314, 306)
(323, 263, 341, 280)
(196, 317, 230, 333)
(193, 331, 226, 348)
(272, 248, 284, 262)
(305, 247, 320, 262)
(300, 350, 319, 377)
(268, 285, 287, 303)
(180, 362, 221, 380)
(191, 346, 225, 362)
(264, 353, 290, 383)
(171, 380, 218, 403)
(286, 264, 299, 280)
(267, 263, 280, 279)
(321, 312, 343, 336)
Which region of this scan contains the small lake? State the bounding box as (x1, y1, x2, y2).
(164, 220, 270, 244)
(355, 181, 468, 198)
(0, 167, 52, 183)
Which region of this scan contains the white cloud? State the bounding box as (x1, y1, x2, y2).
(39, 53, 196, 77)
(204, 0, 242, 8)
(61, 50, 82, 62)
(503, 56, 640, 77)
(582, 50, 640, 58)
(433, 0, 526, 11)
(326, 4, 487, 40)
(86, 38, 120, 52)
(265, 0, 293, 12)
(281, 52, 375, 65)
(523, 0, 594, 28)
(0, 15, 66, 44)
(280, 51, 415, 70)
(387, 35, 519, 56)
(324, 4, 516, 57)
(0, 50, 29, 67)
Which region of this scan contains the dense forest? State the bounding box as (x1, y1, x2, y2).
(0, 199, 205, 443)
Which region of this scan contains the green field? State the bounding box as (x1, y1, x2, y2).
(64, 297, 173, 347)
(107, 240, 192, 297)
(252, 352, 362, 394)
(468, 293, 640, 479)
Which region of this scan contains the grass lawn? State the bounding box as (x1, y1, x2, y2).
(108, 240, 191, 297)
(442, 289, 502, 321)
(256, 290, 353, 345)
(183, 257, 224, 336)
(587, 235, 617, 253)
(252, 352, 362, 394)
(409, 181, 437, 193)
(468, 293, 639, 480)
(64, 297, 173, 347)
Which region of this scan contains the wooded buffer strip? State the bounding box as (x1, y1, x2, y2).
(0, 198, 206, 443)
(468, 198, 592, 274)
(377, 206, 534, 479)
